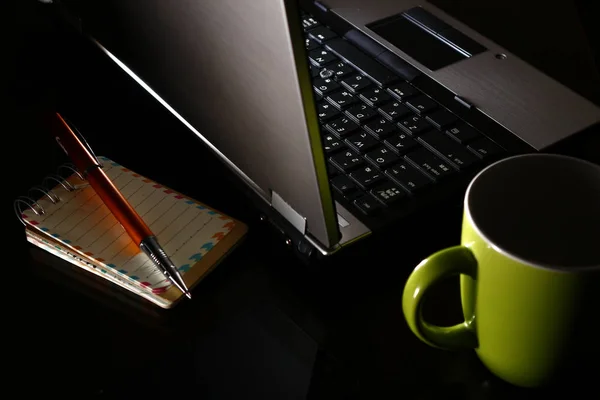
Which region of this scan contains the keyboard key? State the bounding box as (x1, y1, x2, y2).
(318, 68, 335, 79)
(344, 190, 365, 202)
(349, 165, 385, 189)
(340, 74, 372, 94)
(345, 103, 378, 124)
(326, 116, 360, 137)
(425, 109, 458, 130)
(359, 87, 392, 107)
(467, 137, 503, 159)
(330, 149, 363, 171)
(376, 50, 421, 82)
(446, 123, 481, 144)
(418, 131, 480, 169)
(370, 181, 406, 204)
(330, 174, 357, 195)
(317, 101, 339, 121)
(328, 61, 354, 80)
(309, 64, 320, 78)
(302, 16, 321, 31)
(405, 95, 438, 115)
(308, 26, 337, 44)
(365, 146, 400, 168)
(309, 48, 338, 67)
(385, 162, 432, 192)
(313, 77, 340, 96)
(405, 147, 455, 180)
(343, 29, 386, 60)
(384, 133, 418, 154)
(353, 196, 382, 215)
(386, 82, 417, 101)
(327, 163, 340, 177)
(364, 118, 397, 139)
(322, 133, 344, 154)
(304, 38, 319, 51)
(378, 101, 412, 121)
(398, 115, 432, 136)
(326, 90, 357, 110)
(305, 37, 320, 51)
(325, 38, 398, 87)
(345, 130, 379, 153)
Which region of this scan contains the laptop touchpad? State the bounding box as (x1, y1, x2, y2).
(368, 7, 486, 70)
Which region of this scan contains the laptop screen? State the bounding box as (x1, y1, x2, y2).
(429, 0, 600, 105)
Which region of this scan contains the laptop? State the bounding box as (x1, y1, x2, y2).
(51, 0, 600, 260)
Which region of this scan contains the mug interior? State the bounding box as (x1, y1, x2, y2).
(466, 153, 600, 270)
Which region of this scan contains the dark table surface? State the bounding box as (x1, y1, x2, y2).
(8, 1, 600, 398)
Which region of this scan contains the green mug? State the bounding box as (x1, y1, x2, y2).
(402, 153, 600, 388)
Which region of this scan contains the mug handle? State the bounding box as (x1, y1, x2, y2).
(402, 246, 479, 350)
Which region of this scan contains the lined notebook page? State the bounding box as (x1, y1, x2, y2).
(22, 156, 236, 293)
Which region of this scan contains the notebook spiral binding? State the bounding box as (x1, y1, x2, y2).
(14, 163, 87, 226)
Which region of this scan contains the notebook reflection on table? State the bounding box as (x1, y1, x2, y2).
(29, 244, 168, 323)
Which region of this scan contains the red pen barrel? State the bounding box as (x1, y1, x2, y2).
(50, 113, 99, 169)
(51, 112, 153, 247)
(86, 167, 153, 246)
(49, 112, 190, 297)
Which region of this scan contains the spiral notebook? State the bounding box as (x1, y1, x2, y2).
(15, 156, 248, 308)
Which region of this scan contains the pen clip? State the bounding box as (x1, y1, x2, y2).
(60, 114, 103, 169)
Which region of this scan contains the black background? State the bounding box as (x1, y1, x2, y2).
(6, 0, 600, 398)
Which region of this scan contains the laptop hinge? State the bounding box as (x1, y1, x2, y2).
(271, 191, 307, 235)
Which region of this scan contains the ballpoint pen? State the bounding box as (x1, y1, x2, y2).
(49, 112, 192, 299)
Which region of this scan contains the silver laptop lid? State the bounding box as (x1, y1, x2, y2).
(58, 0, 341, 248)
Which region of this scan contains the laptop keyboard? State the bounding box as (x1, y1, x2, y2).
(302, 12, 505, 217)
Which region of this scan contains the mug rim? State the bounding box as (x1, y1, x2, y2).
(464, 153, 600, 272)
